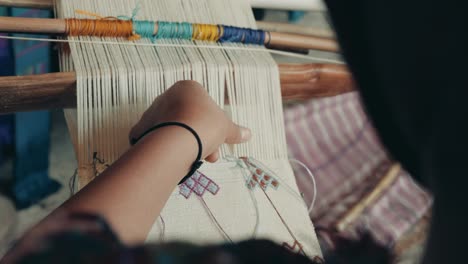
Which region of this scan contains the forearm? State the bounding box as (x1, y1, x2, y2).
(54, 126, 198, 243)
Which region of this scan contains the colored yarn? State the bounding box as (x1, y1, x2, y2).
(192, 23, 219, 41)
(75, 9, 106, 19)
(65, 18, 134, 38)
(65, 16, 266, 45)
(133, 20, 155, 39)
(219, 25, 243, 43)
(244, 28, 265, 45)
(180, 22, 193, 40)
(155, 22, 193, 41)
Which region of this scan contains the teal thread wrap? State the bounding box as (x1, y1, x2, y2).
(133, 20, 155, 39)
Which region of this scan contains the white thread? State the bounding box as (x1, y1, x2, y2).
(246, 157, 308, 207)
(225, 156, 261, 237)
(289, 158, 317, 213)
(242, 172, 261, 238)
(198, 196, 234, 244)
(0, 35, 344, 64)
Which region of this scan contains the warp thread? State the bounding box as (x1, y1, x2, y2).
(198, 195, 234, 244)
(243, 157, 313, 211)
(239, 157, 310, 257)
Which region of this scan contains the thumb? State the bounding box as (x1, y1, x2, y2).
(225, 123, 251, 144)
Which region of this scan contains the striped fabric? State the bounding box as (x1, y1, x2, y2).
(284, 92, 432, 245)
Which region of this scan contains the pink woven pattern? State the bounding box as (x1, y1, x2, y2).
(179, 171, 220, 199)
(242, 158, 280, 191)
(284, 92, 432, 245)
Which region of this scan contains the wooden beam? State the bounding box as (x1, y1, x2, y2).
(0, 0, 53, 9)
(0, 16, 339, 52)
(0, 64, 355, 114)
(0, 72, 76, 113)
(279, 63, 355, 100)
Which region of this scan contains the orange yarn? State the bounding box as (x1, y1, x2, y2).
(65, 18, 134, 38)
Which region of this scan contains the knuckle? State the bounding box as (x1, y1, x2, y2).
(173, 80, 203, 89)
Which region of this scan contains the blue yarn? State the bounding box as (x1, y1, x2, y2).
(219, 25, 244, 43)
(133, 20, 155, 39)
(244, 29, 255, 44)
(258, 29, 266, 45)
(219, 26, 264, 45)
(243, 29, 266, 45)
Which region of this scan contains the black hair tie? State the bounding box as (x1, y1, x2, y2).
(130, 122, 203, 185)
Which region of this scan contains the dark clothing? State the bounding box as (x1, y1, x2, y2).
(324, 1, 468, 263)
(6, 213, 319, 264)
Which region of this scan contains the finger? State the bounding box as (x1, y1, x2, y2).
(205, 150, 220, 163)
(225, 123, 251, 144)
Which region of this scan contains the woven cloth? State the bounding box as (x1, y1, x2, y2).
(284, 92, 432, 245)
(147, 159, 322, 259)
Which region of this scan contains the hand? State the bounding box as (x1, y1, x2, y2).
(129, 80, 251, 162)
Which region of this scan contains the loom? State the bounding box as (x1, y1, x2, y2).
(0, 0, 369, 260)
(0, 1, 355, 116)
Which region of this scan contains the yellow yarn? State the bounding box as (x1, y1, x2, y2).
(192, 24, 220, 41)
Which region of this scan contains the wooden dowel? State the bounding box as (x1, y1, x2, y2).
(256, 21, 334, 39)
(0, 64, 355, 114)
(335, 163, 402, 232)
(0, 17, 66, 34)
(251, 0, 325, 11)
(0, 16, 339, 52)
(279, 63, 355, 99)
(0, 72, 76, 114)
(269, 31, 338, 52)
(0, 0, 52, 9)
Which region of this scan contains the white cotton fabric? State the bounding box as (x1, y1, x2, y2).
(148, 159, 321, 257)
